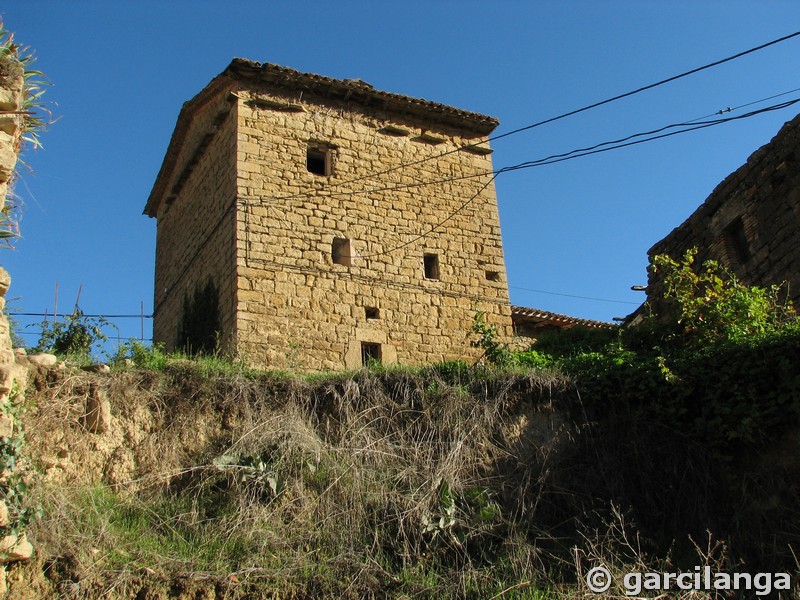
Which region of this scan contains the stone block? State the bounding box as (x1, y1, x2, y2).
(0, 268, 9, 297)
(27, 353, 58, 368)
(83, 386, 111, 434)
(0, 533, 33, 563)
(0, 414, 12, 438)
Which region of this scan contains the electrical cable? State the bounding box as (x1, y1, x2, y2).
(503, 98, 800, 171)
(508, 286, 640, 305)
(271, 30, 800, 201)
(252, 96, 800, 206)
(685, 86, 800, 123)
(348, 97, 800, 258)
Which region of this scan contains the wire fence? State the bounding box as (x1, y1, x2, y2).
(9, 310, 155, 355)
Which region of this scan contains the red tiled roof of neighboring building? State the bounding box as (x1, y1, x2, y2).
(511, 305, 616, 331)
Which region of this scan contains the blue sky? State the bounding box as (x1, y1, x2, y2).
(2, 2, 800, 352)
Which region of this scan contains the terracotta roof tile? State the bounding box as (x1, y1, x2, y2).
(511, 305, 616, 330)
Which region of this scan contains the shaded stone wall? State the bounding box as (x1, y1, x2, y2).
(232, 86, 511, 370)
(151, 91, 239, 352)
(648, 113, 800, 306)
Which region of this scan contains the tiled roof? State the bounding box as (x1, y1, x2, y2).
(227, 59, 500, 136)
(511, 305, 616, 330)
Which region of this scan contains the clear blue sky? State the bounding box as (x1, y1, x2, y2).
(2, 2, 800, 352)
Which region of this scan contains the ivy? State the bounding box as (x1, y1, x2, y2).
(177, 279, 221, 356)
(0, 387, 36, 538)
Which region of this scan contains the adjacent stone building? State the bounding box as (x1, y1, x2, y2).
(145, 59, 513, 370)
(647, 112, 800, 306)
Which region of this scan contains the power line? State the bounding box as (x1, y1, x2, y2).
(13, 312, 153, 319)
(250, 95, 800, 207)
(15, 330, 152, 342)
(272, 29, 800, 201)
(278, 96, 799, 259)
(490, 30, 800, 143)
(502, 98, 800, 171)
(509, 285, 640, 305)
(685, 86, 800, 123)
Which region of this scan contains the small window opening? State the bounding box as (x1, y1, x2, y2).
(723, 217, 751, 264)
(365, 307, 380, 320)
(423, 253, 440, 280)
(485, 271, 500, 282)
(307, 147, 330, 176)
(361, 342, 382, 366)
(332, 238, 353, 267)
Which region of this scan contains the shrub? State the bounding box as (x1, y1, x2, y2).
(34, 309, 111, 361)
(650, 247, 797, 344)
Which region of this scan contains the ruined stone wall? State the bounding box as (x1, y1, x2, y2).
(233, 86, 512, 370)
(0, 50, 32, 591)
(648, 113, 800, 306)
(152, 91, 239, 352)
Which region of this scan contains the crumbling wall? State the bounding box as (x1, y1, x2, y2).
(0, 48, 33, 594)
(648, 113, 800, 306)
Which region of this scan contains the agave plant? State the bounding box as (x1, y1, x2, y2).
(0, 20, 49, 242)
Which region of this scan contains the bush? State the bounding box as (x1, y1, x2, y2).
(34, 310, 111, 361)
(650, 247, 797, 344)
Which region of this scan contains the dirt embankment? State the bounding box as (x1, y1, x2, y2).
(10, 362, 572, 599)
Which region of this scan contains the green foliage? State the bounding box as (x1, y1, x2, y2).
(34, 309, 112, 360)
(651, 247, 797, 344)
(502, 249, 800, 568)
(177, 279, 221, 356)
(0, 388, 37, 538)
(114, 339, 170, 370)
(213, 450, 283, 502)
(67, 485, 260, 571)
(471, 310, 514, 366)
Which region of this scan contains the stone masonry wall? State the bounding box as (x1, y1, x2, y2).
(0, 51, 33, 594)
(648, 112, 800, 306)
(152, 91, 239, 352)
(233, 85, 512, 370)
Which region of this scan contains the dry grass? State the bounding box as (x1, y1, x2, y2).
(9, 361, 799, 598)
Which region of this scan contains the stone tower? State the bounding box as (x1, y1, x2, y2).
(145, 59, 512, 370)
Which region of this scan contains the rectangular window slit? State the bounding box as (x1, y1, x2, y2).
(307, 147, 330, 176)
(723, 216, 751, 264)
(361, 342, 382, 366)
(423, 253, 440, 280)
(332, 238, 353, 267)
(365, 307, 380, 319)
(485, 271, 500, 282)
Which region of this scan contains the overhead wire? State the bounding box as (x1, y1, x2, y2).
(508, 286, 640, 305)
(685, 86, 800, 123)
(502, 98, 800, 171)
(245, 88, 800, 209)
(321, 96, 800, 259)
(271, 30, 800, 201)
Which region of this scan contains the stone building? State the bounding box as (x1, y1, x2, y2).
(145, 59, 513, 370)
(647, 112, 800, 306)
